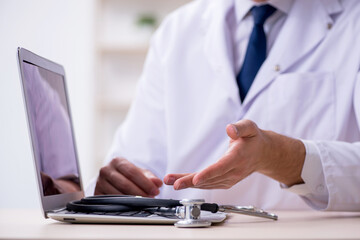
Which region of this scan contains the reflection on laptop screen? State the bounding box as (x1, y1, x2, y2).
(22, 61, 81, 196)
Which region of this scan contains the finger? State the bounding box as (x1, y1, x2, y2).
(95, 176, 123, 195)
(164, 173, 191, 185)
(173, 173, 196, 190)
(192, 154, 234, 186)
(194, 168, 251, 190)
(191, 183, 234, 189)
(176, 180, 235, 190)
(151, 178, 163, 188)
(164, 174, 225, 190)
(143, 169, 163, 188)
(226, 124, 240, 140)
(196, 152, 258, 189)
(111, 159, 160, 196)
(230, 119, 258, 138)
(106, 170, 151, 196)
(95, 177, 123, 195)
(103, 178, 124, 195)
(101, 160, 152, 196)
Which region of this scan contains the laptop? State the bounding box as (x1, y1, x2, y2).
(17, 47, 226, 224)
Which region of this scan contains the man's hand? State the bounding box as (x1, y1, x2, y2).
(95, 157, 163, 197)
(164, 119, 306, 190)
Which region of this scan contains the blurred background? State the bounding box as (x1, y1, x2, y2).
(0, 0, 190, 208)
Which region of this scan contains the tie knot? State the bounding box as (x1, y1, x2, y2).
(251, 5, 277, 25)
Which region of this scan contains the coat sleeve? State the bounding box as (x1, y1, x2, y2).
(290, 72, 360, 211)
(104, 31, 168, 180)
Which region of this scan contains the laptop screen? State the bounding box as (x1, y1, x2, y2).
(21, 60, 81, 196)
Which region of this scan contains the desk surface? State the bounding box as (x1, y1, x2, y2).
(1, 209, 360, 240)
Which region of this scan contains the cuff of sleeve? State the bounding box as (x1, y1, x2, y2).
(280, 182, 311, 195)
(281, 140, 328, 197)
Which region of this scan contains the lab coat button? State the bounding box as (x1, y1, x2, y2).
(274, 64, 280, 72)
(327, 23, 332, 30)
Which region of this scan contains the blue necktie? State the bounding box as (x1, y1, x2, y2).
(237, 5, 276, 102)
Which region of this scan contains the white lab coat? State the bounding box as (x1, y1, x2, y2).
(106, 0, 360, 210)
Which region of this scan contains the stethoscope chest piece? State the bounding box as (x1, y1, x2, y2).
(174, 199, 211, 228)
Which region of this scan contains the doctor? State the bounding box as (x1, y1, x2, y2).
(94, 0, 360, 211)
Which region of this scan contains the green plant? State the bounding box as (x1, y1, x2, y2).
(136, 13, 157, 28)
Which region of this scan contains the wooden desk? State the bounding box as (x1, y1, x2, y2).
(0, 209, 359, 239)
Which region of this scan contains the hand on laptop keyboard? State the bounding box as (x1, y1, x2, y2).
(95, 157, 163, 197)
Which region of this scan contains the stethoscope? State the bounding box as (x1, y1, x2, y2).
(67, 195, 278, 228)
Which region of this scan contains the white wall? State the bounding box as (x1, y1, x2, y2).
(0, 0, 96, 208)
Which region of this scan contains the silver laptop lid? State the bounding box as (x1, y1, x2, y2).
(17, 48, 84, 217)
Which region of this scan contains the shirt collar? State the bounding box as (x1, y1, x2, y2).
(234, 0, 294, 23)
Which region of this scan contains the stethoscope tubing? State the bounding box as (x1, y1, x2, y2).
(75, 195, 219, 213)
(66, 195, 277, 220)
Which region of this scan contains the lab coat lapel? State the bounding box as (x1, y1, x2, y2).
(202, 0, 241, 107)
(242, 0, 335, 107)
